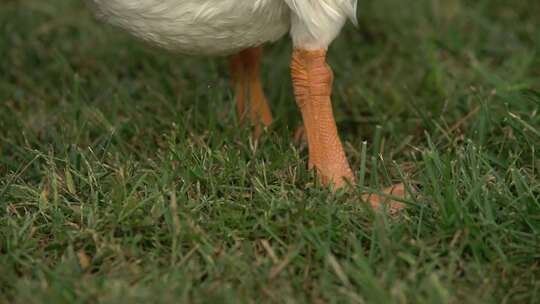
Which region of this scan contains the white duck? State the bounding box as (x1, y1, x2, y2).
(87, 0, 404, 207)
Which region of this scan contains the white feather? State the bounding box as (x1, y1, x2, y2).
(284, 0, 357, 27)
(284, 0, 357, 49)
(86, 0, 358, 54)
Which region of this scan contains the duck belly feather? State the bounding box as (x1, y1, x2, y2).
(87, 0, 290, 56)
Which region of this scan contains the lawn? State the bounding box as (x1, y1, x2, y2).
(1, 0, 539, 303)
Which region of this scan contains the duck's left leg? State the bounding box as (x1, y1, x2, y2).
(288, 5, 405, 210)
(287, 5, 357, 189)
(290, 48, 354, 189)
(229, 47, 273, 139)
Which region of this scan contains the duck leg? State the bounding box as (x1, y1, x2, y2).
(291, 49, 354, 188)
(229, 47, 273, 138)
(291, 49, 406, 211)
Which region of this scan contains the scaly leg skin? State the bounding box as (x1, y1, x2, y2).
(291, 49, 354, 188)
(291, 49, 405, 211)
(229, 47, 273, 139)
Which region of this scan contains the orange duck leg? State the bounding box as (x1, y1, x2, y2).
(291, 49, 406, 210)
(229, 47, 273, 139)
(290, 49, 354, 188)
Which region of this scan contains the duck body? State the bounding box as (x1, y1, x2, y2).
(88, 0, 289, 56)
(87, 0, 357, 55)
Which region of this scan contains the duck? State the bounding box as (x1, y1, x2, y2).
(86, 0, 404, 209)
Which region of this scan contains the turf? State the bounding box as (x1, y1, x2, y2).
(1, 0, 539, 303)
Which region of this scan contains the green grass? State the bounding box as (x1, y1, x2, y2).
(1, 0, 539, 302)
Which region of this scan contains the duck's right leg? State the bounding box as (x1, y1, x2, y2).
(229, 47, 273, 139)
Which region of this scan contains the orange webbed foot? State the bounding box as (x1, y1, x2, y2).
(362, 183, 408, 214)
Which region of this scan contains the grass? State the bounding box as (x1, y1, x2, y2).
(1, 0, 539, 302)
